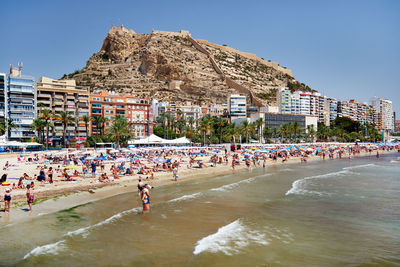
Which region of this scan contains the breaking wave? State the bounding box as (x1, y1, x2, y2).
(168, 192, 202, 203)
(211, 177, 256, 192)
(193, 219, 268, 255)
(24, 207, 140, 259)
(343, 163, 375, 170)
(24, 240, 66, 259)
(285, 169, 351, 196)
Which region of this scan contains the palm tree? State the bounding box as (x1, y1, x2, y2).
(198, 117, 210, 145)
(215, 117, 225, 144)
(240, 120, 253, 143)
(169, 116, 176, 139)
(32, 119, 46, 143)
(56, 111, 74, 147)
(280, 124, 291, 143)
(37, 102, 46, 113)
(0, 120, 6, 136)
(271, 127, 278, 141)
(107, 116, 131, 150)
(292, 122, 301, 143)
(187, 116, 195, 130)
(177, 117, 186, 135)
(206, 115, 214, 143)
(165, 113, 172, 139)
(156, 113, 167, 139)
(254, 118, 264, 143)
(82, 115, 91, 140)
(40, 109, 52, 150)
(306, 125, 316, 142)
(91, 115, 103, 136)
(263, 126, 271, 143)
(99, 116, 108, 136)
(6, 119, 17, 139)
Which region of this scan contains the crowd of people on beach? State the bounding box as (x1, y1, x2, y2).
(1, 142, 399, 214)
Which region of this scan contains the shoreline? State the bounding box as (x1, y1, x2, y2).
(1, 149, 397, 226)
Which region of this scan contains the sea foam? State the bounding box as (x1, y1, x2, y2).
(24, 240, 66, 259)
(67, 207, 140, 238)
(211, 178, 256, 192)
(193, 219, 268, 255)
(285, 169, 351, 196)
(168, 192, 202, 202)
(342, 163, 375, 170)
(24, 207, 140, 259)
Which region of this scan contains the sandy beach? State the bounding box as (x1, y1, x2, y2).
(1, 144, 397, 227)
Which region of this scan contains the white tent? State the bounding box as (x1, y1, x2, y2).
(128, 134, 191, 145)
(164, 137, 191, 144)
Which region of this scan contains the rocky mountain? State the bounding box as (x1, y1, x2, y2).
(64, 26, 313, 107)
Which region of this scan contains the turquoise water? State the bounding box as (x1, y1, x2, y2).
(1, 153, 400, 266)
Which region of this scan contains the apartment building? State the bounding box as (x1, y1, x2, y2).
(228, 94, 246, 124)
(7, 65, 36, 140)
(327, 98, 338, 122)
(36, 77, 90, 144)
(0, 73, 6, 120)
(278, 88, 291, 114)
(90, 91, 153, 138)
(370, 97, 394, 131)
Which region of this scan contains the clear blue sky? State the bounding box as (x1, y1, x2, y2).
(1, 0, 399, 115)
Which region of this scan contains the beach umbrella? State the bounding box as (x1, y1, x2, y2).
(65, 165, 80, 169)
(116, 157, 127, 162)
(85, 156, 96, 160)
(234, 150, 242, 153)
(194, 156, 205, 161)
(96, 156, 107, 160)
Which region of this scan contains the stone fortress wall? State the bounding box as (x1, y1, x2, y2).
(151, 29, 191, 38)
(196, 39, 292, 77)
(152, 29, 292, 77)
(187, 35, 263, 107)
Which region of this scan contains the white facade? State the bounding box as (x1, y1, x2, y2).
(228, 94, 246, 118)
(371, 97, 394, 131)
(7, 66, 36, 140)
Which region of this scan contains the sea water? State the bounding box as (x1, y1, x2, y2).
(1, 153, 400, 266)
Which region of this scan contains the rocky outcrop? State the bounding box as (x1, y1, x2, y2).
(65, 26, 313, 106)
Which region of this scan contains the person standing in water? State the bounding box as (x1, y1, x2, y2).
(26, 184, 34, 212)
(140, 184, 151, 214)
(4, 188, 11, 212)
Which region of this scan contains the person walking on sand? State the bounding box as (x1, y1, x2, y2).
(48, 167, 53, 184)
(4, 188, 11, 212)
(172, 166, 178, 181)
(91, 161, 97, 180)
(26, 184, 34, 212)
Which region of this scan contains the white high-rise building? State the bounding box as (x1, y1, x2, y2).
(370, 97, 394, 131)
(7, 64, 36, 141)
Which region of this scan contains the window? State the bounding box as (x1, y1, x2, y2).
(92, 103, 102, 107)
(93, 97, 100, 101)
(116, 105, 125, 109)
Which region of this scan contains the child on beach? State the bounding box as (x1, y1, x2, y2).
(4, 188, 11, 212)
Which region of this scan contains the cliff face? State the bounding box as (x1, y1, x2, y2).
(66, 26, 310, 106)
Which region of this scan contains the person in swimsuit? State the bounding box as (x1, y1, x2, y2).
(141, 184, 151, 214)
(48, 167, 53, 184)
(4, 188, 11, 212)
(26, 184, 34, 212)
